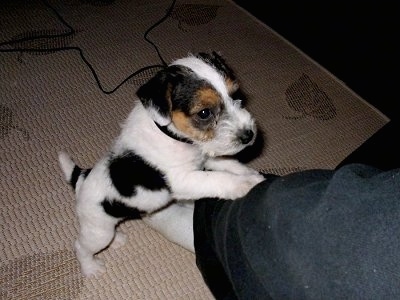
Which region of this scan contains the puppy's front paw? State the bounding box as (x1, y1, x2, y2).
(244, 168, 265, 177)
(228, 173, 265, 199)
(252, 173, 266, 185)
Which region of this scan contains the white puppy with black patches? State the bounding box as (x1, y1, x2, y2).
(58, 51, 265, 277)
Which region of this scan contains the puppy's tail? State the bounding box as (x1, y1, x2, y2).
(58, 151, 90, 191)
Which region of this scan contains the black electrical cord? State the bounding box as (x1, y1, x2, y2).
(0, 0, 176, 94)
(144, 0, 176, 67)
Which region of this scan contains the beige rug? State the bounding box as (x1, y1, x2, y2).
(0, 0, 388, 299)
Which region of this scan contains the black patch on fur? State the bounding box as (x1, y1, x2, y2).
(136, 65, 200, 118)
(136, 67, 174, 119)
(137, 72, 168, 115)
(101, 198, 143, 220)
(109, 151, 168, 197)
(169, 73, 209, 114)
(70, 165, 81, 189)
(70, 166, 91, 190)
(83, 168, 92, 178)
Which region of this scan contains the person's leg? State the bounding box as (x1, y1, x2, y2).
(194, 173, 279, 299)
(194, 198, 239, 300)
(193, 118, 400, 298)
(194, 165, 400, 299)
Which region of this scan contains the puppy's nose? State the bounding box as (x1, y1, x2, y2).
(239, 129, 254, 144)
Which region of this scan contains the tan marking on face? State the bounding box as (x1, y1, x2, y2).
(171, 111, 215, 141)
(171, 87, 221, 141)
(191, 87, 221, 114)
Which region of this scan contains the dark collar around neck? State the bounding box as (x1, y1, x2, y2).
(155, 122, 193, 144)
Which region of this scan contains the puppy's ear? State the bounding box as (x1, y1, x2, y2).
(136, 69, 172, 126)
(211, 51, 239, 94)
(197, 51, 239, 95)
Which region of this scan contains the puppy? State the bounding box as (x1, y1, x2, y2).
(58, 51, 265, 277)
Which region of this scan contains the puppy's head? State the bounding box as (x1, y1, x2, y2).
(136, 51, 257, 157)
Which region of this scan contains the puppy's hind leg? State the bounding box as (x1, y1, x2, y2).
(75, 216, 118, 277)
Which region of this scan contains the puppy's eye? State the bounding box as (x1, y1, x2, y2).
(197, 109, 212, 120)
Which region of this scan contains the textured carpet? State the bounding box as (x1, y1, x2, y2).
(0, 0, 388, 299)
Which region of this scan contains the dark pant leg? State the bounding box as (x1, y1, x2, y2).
(195, 165, 400, 299)
(194, 174, 279, 299)
(194, 120, 400, 299)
